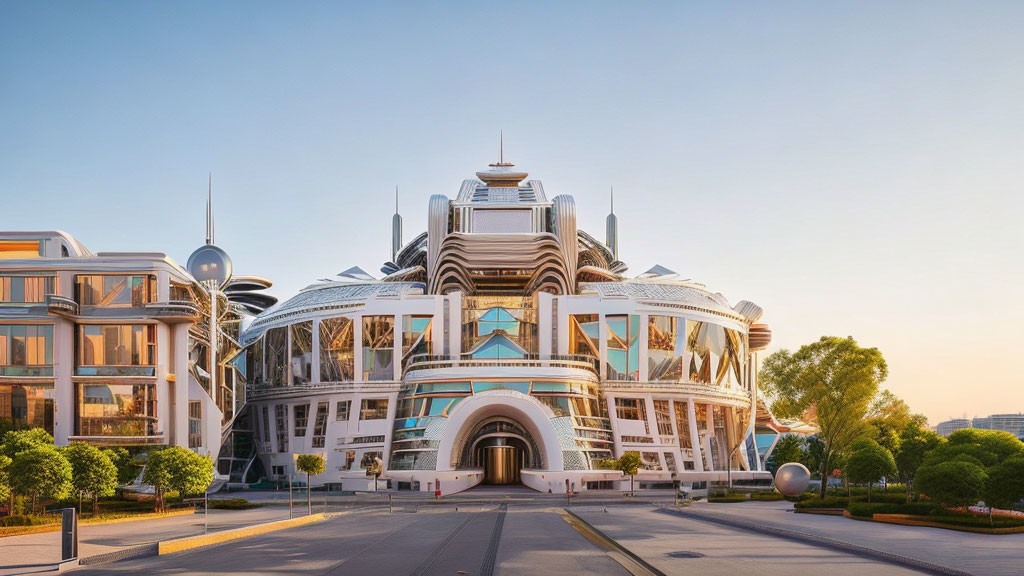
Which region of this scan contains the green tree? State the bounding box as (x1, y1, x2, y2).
(0, 454, 11, 513)
(894, 422, 943, 501)
(922, 429, 1024, 469)
(64, 443, 118, 515)
(9, 445, 72, 514)
(0, 428, 54, 459)
(984, 457, 1024, 522)
(102, 447, 138, 484)
(845, 439, 897, 502)
(143, 447, 214, 512)
(759, 336, 888, 498)
(295, 454, 326, 516)
(615, 452, 642, 496)
(915, 460, 986, 508)
(769, 435, 804, 472)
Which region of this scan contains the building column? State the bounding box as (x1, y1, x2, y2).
(686, 399, 704, 472)
(171, 323, 189, 447)
(52, 317, 74, 445)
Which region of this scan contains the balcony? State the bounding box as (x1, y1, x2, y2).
(601, 380, 752, 406)
(246, 380, 402, 401)
(76, 365, 157, 377)
(144, 300, 201, 324)
(403, 353, 600, 376)
(46, 294, 78, 317)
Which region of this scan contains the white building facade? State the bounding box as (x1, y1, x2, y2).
(243, 160, 778, 495)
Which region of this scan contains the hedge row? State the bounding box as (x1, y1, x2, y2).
(847, 502, 937, 518)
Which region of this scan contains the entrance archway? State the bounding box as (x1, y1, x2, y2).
(460, 416, 541, 484)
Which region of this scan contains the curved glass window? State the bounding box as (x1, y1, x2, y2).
(473, 381, 530, 394)
(290, 321, 312, 386)
(264, 327, 287, 386)
(319, 317, 354, 382)
(402, 316, 432, 366)
(605, 315, 639, 381)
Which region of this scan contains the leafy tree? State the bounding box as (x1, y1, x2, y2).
(0, 454, 11, 512)
(64, 443, 118, 515)
(143, 447, 214, 512)
(102, 447, 138, 484)
(0, 428, 53, 459)
(760, 336, 888, 498)
(615, 452, 642, 495)
(984, 457, 1024, 522)
(894, 422, 943, 501)
(864, 390, 927, 455)
(915, 460, 986, 508)
(845, 439, 897, 502)
(922, 429, 1024, 469)
(769, 435, 804, 472)
(9, 445, 72, 514)
(296, 454, 326, 516)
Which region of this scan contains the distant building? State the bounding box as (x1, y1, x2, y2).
(972, 414, 1024, 439)
(936, 418, 970, 437)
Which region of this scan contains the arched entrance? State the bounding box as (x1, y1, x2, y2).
(459, 416, 541, 485)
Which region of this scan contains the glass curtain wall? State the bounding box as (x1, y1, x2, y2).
(362, 316, 395, 380)
(462, 296, 537, 357)
(647, 315, 745, 386)
(264, 327, 287, 387)
(75, 275, 156, 307)
(77, 325, 155, 376)
(0, 325, 53, 376)
(76, 383, 157, 437)
(0, 276, 55, 303)
(289, 321, 313, 386)
(401, 316, 433, 367)
(0, 383, 54, 434)
(319, 317, 354, 382)
(569, 314, 599, 357)
(605, 315, 639, 380)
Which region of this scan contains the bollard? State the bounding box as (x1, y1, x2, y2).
(61, 508, 78, 561)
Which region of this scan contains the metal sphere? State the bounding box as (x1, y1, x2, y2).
(187, 244, 233, 288)
(774, 462, 811, 497)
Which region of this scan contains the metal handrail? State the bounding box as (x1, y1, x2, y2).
(403, 353, 600, 374)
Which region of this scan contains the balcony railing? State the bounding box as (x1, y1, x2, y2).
(247, 380, 402, 400)
(46, 294, 78, 316)
(144, 300, 201, 323)
(0, 365, 53, 377)
(404, 353, 600, 376)
(601, 380, 752, 403)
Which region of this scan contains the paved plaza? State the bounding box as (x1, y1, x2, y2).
(4, 493, 1024, 575)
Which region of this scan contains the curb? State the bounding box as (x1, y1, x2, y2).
(157, 513, 326, 555)
(658, 507, 974, 576)
(561, 509, 666, 576)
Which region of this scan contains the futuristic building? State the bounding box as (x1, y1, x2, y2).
(242, 158, 777, 494)
(0, 190, 276, 478)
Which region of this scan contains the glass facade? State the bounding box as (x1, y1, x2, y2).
(275, 404, 289, 452)
(319, 317, 354, 382)
(76, 382, 157, 437)
(311, 402, 329, 448)
(264, 327, 287, 386)
(294, 403, 309, 437)
(462, 296, 537, 356)
(188, 401, 202, 448)
(362, 316, 395, 380)
(606, 315, 639, 380)
(290, 321, 313, 386)
(336, 400, 351, 422)
(0, 324, 53, 376)
(360, 398, 389, 420)
(75, 275, 156, 307)
(569, 314, 599, 357)
(77, 325, 155, 376)
(401, 316, 432, 366)
(0, 383, 54, 435)
(0, 276, 55, 303)
(647, 315, 745, 386)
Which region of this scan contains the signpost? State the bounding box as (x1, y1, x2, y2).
(61, 508, 78, 562)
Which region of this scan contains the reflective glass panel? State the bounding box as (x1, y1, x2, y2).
(0, 383, 54, 434)
(264, 327, 288, 386)
(290, 321, 313, 386)
(319, 317, 354, 382)
(76, 383, 156, 437)
(605, 315, 639, 380)
(401, 316, 433, 366)
(362, 316, 395, 381)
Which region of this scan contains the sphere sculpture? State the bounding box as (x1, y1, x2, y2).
(774, 462, 810, 497)
(187, 244, 233, 288)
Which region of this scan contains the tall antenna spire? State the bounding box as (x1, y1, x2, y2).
(606, 185, 619, 260)
(205, 172, 214, 245)
(391, 185, 403, 261)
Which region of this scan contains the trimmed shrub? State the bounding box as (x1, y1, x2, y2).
(0, 515, 45, 527)
(794, 496, 848, 509)
(847, 502, 937, 518)
(208, 498, 262, 510)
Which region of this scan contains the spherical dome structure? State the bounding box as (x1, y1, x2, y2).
(187, 244, 233, 288)
(774, 462, 810, 497)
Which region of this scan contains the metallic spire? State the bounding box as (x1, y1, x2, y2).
(206, 172, 214, 245)
(606, 186, 619, 260)
(391, 185, 403, 261)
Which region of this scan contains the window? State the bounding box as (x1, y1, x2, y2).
(188, 401, 202, 448)
(0, 383, 54, 434)
(0, 276, 55, 303)
(654, 400, 673, 436)
(336, 400, 351, 422)
(247, 338, 265, 386)
(0, 325, 53, 376)
(261, 405, 271, 443)
(641, 452, 662, 471)
(76, 383, 157, 437)
(401, 316, 432, 366)
(352, 435, 385, 444)
(461, 296, 537, 355)
(264, 327, 288, 387)
(360, 451, 383, 474)
(77, 325, 155, 375)
(615, 398, 645, 421)
(569, 314, 599, 357)
(686, 322, 744, 386)
(275, 405, 289, 452)
(673, 400, 692, 448)
(648, 316, 685, 381)
(362, 316, 394, 380)
(319, 317, 354, 382)
(0, 240, 41, 259)
(343, 450, 356, 470)
(290, 321, 313, 386)
(665, 452, 677, 472)
(75, 275, 156, 307)
(606, 315, 639, 380)
(359, 398, 389, 420)
(293, 404, 310, 437)
(311, 402, 329, 448)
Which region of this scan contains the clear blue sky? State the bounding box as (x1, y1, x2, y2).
(2, 2, 1022, 425)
